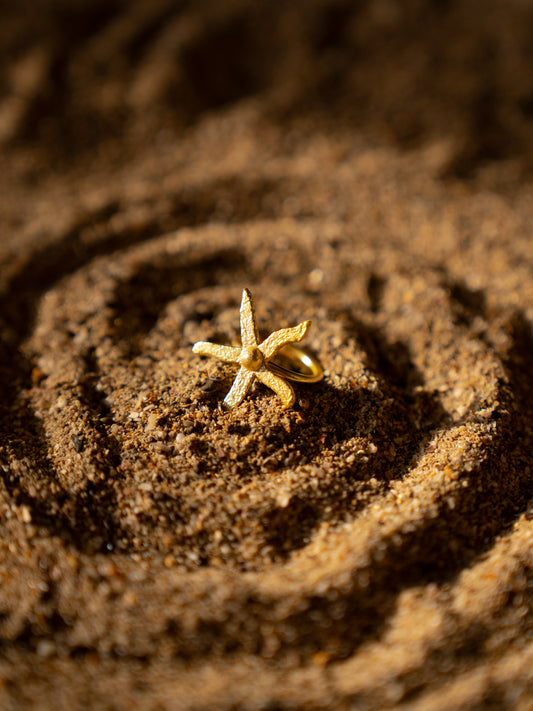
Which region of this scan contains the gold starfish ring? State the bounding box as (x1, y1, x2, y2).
(192, 288, 322, 409)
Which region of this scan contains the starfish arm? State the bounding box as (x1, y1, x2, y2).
(223, 367, 255, 409)
(240, 288, 259, 349)
(192, 342, 241, 363)
(256, 370, 295, 409)
(260, 320, 311, 359)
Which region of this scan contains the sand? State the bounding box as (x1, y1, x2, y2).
(0, 1, 532, 709)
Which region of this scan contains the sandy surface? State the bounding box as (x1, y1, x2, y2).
(1, 1, 532, 709)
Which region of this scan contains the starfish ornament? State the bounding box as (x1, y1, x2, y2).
(192, 288, 311, 409)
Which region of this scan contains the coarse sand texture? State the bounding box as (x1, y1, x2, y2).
(0, 1, 532, 709)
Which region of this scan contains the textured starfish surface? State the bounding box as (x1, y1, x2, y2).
(193, 288, 311, 409)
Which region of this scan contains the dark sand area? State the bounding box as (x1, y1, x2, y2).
(0, 1, 532, 708)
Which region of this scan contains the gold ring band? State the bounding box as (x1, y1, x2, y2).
(267, 343, 324, 383)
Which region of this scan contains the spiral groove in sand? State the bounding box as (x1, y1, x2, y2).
(1, 207, 531, 682)
(1, 2, 532, 707)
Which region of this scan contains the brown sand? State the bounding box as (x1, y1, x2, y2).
(1, 1, 532, 709)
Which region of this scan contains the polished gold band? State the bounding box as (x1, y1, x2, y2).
(267, 343, 324, 383)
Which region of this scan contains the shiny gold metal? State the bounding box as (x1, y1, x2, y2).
(267, 343, 324, 383)
(192, 288, 320, 409)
